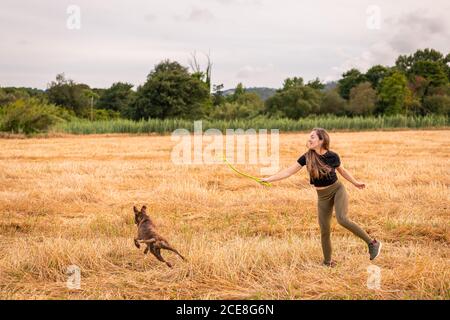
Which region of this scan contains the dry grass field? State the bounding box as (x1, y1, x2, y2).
(0, 130, 449, 299)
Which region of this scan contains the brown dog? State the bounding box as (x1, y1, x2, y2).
(133, 205, 185, 268)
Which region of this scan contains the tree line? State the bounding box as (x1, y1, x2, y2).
(0, 48, 449, 133)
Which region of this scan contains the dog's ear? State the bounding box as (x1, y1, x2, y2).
(141, 206, 147, 214)
(134, 206, 140, 224)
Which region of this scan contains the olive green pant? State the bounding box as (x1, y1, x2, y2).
(316, 180, 372, 263)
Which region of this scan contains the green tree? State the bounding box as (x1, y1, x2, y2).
(396, 48, 446, 73)
(408, 76, 429, 100)
(216, 83, 264, 118)
(347, 82, 377, 116)
(265, 85, 321, 119)
(428, 84, 450, 96)
(423, 95, 450, 115)
(212, 84, 225, 106)
(0, 87, 46, 106)
(281, 77, 304, 91)
(377, 72, 410, 115)
(365, 65, 390, 89)
(210, 101, 262, 120)
(236, 92, 263, 107)
(337, 69, 366, 100)
(396, 49, 449, 92)
(96, 82, 135, 117)
(306, 78, 325, 90)
(0, 88, 25, 106)
(410, 60, 448, 89)
(320, 90, 347, 116)
(446, 53, 450, 80)
(130, 60, 211, 120)
(0, 98, 72, 134)
(46, 73, 91, 117)
(226, 83, 263, 107)
(227, 83, 246, 102)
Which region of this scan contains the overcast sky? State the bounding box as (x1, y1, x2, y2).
(1, 0, 449, 90)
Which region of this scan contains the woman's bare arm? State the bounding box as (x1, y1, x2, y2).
(336, 164, 366, 189)
(261, 162, 303, 183)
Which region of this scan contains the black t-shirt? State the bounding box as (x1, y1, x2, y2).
(297, 150, 341, 187)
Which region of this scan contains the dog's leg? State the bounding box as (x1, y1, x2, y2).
(141, 239, 156, 255)
(139, 239, 156, 244)
(134, 238, 141, 249)
(160, 242, 186, 261)
(151, 247, 172, 268)
(148, 244, 160, 261)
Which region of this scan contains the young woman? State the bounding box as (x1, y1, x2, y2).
(261, 128, 381, 267)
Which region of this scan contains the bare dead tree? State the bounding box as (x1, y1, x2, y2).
(188, 51, 201, 74)
(188, 50, 212, 92)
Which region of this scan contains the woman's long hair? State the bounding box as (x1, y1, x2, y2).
(305, 128, 333, 180)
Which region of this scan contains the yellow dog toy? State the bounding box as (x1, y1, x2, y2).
(222, 156, 272, 187)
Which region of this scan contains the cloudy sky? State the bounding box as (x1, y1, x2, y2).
(1, 0, 449, 90)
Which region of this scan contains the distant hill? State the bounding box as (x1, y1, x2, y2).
(222, 87, 277, 101)
(222, 82, 338, 101)
(324, 81, 338, 92)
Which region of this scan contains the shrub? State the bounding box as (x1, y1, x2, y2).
(320, 90, 347, 116)
(423, 95, 450, 116)
(209, 102, 263, 120)
(0, 98, 73, 134)
(347, 82, 377, 116)
(265, 86, 321, 119)
(90, 108, 121, 121)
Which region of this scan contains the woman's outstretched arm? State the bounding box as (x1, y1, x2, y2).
(261, 162, 303, 183)
(336, 164, 366, 189)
